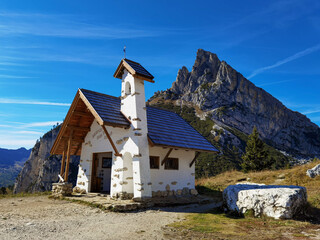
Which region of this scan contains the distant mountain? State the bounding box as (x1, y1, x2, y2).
(13, 125, 79, 193)
(0, 147, 31, 187)
(149, 49, 320, 171)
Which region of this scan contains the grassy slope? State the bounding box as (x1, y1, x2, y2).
(171, 160, 320, 240)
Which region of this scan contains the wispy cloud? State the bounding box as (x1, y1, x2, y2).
(0, 12, 180, 39)
(0, 74, 34, 79)
(0, 98, 70, 106)
(257, 79, 293, 87)
(302, 109, 320, 115)
(23, 121, 62, 128)
(247, 43, 320, 79)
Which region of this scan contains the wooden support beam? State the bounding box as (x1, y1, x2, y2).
(60, 147, 66, 177)
(64, 130, 73, 182)
(189, 152, 201, 168)
(74, 142, 82, 156)
(67, 125, 90, 132)
(161, 148, 173, 166)
(148, 136, 154, 147)
(101, 125, 122, 157)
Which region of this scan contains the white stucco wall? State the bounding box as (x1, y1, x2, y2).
(149, 147, 196, 192)
(75, 69, 197, 198)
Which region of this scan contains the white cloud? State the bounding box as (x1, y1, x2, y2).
(0, 98, 70, 106)
(22, 121, 62, 128)
(0, 12, 178, 39)
(247, 43, 320, 79)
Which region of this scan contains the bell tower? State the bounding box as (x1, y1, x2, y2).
(114, 58, 154, 199)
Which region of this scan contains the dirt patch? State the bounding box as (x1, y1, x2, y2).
(0, 196, 220, 240)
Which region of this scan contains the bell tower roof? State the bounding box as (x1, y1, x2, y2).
(113, 58, 154, 83)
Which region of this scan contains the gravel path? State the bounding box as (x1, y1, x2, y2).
(0, 196, 220, 240)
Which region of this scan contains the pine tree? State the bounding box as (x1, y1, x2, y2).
(241, 126, 269, 172)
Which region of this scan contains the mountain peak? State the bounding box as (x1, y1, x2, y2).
(150, 49, 320, 158)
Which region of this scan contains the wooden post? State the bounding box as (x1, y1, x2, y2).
(161, 148, 173, 166)
(101, 125, 122, 157)
(60, 147, 66, 177)
(64, 130, 73, 182)
(189, 152, 201, 168)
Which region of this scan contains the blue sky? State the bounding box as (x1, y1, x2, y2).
(0, 0, 320, 149)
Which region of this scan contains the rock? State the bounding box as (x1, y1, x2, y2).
(73, 186, 81, 193)
(306, 164, 320, 178)
(223, 183, 307, 219)
(13, 125, 79, 193)
(190, 189, 198, 195)
(182, 187, 189, 195)
(176, 189, 182, 196)
(149, 49, 320, 159)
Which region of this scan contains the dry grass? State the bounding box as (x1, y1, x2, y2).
(171, 160, 320, 239)
(196, 160, 320, 207)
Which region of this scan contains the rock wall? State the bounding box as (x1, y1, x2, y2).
(13, 125, 79, 193)
(150, 49, 320, 158)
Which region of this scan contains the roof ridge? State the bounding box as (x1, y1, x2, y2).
(79, 88, 120, 100)
(124, 58, 145, 66)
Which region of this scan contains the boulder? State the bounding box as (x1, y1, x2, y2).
(306, 164, 320, 178)
(223, 183, 307, 219)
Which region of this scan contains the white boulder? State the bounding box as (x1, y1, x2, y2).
(306, 164, 320, 178)
(223, 183, 307, 219)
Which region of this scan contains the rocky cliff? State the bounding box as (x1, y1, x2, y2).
(150, 49, 320, 158)
(13, 125, 79, 193)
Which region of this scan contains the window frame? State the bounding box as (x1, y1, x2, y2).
(149, 156, 160, 169)
(164, 157, 179, 170)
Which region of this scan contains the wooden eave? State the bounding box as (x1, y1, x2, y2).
(50, 90, 96, 156)
(147, 135, 219, 154)
(113, 59, 155, 83)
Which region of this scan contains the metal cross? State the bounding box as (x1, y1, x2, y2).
(123, 46, 126, 59)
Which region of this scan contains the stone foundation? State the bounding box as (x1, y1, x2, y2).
(151, 187, 198, 198)
(111, 188, 198, 200)
(52, 183, 73, 197)
(112, 191, 134, 200)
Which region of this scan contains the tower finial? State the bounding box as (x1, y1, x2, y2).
(123, 46, 126, 59)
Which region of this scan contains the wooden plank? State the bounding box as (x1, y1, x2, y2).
(50, 94, 80, 155)
(73, 110, 93, 118)
(60, 147, 66, 177)
(79, 89, 104, 125)
(161, 148, 173, 166)
(67, 125, 90, 132)
(151, 142, 218, 153)
(64, 130, 73, 182)
(101, 125, 122, 157)
(148, 136, 154, 147)
(189, 152, 201, 168)
(60, 136, 85, 143)
(74, 142, 82, 156)
(133, 73, 155, 83)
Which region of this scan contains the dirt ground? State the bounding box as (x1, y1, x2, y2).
(0, 196, 220, 240)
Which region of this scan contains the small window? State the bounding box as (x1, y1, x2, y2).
(125, 81, 131, 95)
(165, 158, 179, 170)
(150, 156, 160, 169)
(102, 157, 112, 168)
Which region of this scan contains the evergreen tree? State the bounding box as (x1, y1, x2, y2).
(241, 126, 269, 172)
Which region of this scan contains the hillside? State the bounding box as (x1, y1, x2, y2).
(149, 49, 320, 173)
(13, 125, 79, 193)
(0, 147, 31, 187)
(149, 49, 320, 159)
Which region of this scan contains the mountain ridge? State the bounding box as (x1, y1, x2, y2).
(149, 49, 320, 159)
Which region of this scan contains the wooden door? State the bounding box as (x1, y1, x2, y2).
(90, 153, 99, 192)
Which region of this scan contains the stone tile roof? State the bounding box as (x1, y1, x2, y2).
(80, 88, 218, 152)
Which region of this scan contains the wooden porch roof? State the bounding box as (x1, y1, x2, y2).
(50, 89, 130, 156)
